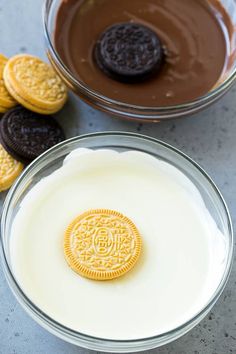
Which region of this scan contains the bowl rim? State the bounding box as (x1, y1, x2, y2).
(0, 132, 234, 351)
(42, 0, 236, 120)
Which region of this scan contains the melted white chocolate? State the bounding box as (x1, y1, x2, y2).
(10, 149, 227, 340)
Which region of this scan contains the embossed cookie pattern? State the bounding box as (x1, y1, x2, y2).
(64, 209, 142, 280)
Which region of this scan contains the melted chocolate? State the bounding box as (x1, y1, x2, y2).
(54, 0, 233, 106)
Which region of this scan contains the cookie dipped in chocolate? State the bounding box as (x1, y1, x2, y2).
(55, 0, 233, 107)
(94, 22, 164, 83)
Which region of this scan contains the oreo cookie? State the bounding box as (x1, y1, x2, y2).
(94, 22, 164, 83)
(0, 106, 65, 163)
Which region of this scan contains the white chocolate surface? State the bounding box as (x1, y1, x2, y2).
(10, 149, 227, 340)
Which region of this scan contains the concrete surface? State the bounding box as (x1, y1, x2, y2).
(0, 0, 235, 353)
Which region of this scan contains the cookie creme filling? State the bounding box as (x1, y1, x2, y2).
(10, 149, 227, 340)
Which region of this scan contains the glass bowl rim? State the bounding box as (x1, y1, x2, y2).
(43, 0, 236, 116)
(0, 132, 234, 350)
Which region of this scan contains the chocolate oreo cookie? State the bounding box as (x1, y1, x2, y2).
(0, 106, 65, 163)
(94, 22, 164, 83)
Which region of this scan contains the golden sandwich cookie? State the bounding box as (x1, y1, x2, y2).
(64, 209, 142, 280)
(0, 54, 17, 113)
(3, 54, 68, 115)
(0, 144, 23, 191)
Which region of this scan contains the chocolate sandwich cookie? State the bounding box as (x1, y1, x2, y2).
(94, 22, 164, 83)
(0, 106, 65, 163)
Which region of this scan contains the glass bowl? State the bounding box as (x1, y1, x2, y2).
(0, 132, 233, 352)
(43, 0, 236, 122)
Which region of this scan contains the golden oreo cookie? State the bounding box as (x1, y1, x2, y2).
(64, 209, 142, 280)
(0, 54, 17, 113)
(3, 54, 67, 114)
(0, 144, 23, 191)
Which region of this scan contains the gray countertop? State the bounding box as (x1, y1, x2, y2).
(0, 0, 235, 353)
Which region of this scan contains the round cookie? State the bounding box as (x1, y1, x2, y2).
(3, 54, 68, 114)
(0, 106, 65, 163)
(0, 144, 23, 191)
(0, 54, 17, 113)
(64, 209, 142, 281)
(94, 22, 164, 82)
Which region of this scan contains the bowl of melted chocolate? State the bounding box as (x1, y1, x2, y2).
(44, 0, 236, 121)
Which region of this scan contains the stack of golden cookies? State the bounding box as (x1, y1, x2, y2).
(0, 53, 68, 192)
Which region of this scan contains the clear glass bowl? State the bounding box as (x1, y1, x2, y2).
(43, 0, 236, 122)
(0, 132, 233, 352)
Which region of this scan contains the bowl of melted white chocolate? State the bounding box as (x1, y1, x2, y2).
(1, 133, 233, 352)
